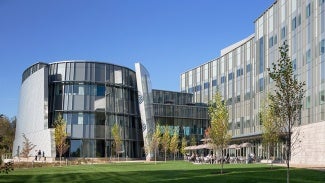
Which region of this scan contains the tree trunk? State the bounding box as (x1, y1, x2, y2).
(165, 149, 167, 163)
(220, 148, 224, 174)
(174, 152, 176, 161)
(60, 156, 62, 166)
(154, 148, 157, 164)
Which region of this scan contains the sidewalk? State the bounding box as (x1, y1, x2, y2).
(273, 163, 325, 172)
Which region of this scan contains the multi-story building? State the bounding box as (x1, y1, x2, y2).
(152, 89, 208, 143)
(181, 0, 325, 166)
(13, 61, 208, 160)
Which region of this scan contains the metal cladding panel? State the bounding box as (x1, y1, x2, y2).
(13, 67, 55, 158)
(135, 63, 155, 161)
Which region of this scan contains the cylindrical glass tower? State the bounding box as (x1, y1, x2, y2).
(26, 61, 143, 158)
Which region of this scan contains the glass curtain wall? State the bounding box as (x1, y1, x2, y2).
(48, 61, 142, 158)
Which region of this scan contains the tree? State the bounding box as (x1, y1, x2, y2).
(0, 115, 15, 157)
(180, 137, 187, 159)
(150, 123, 161, 164)
(208, 92, 231, 174)
(169, 128, 179, 161)
(267, 41, 305, 183)
(111, 123, 122, 162)
(20, 133, 36, 161)
(54, 114, 69, 166)
(260, 96, 281, 168)
(189, 134, 196, 146)
(161, 125, 170, 163)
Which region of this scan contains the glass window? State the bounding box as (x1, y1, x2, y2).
(321, 39, 325, 55)
(320, 91, 325, 104)
(236, 68, 243, 77)
(306, 49, 311, 63)
(306, 3, 311, 18)
(292, 17, 297, 30)
(246, 64, 251, 73)
(221, 76, 226, 84)
(321, 61, 325, 83)
(320, 0, 325, 5)
(70, 140, 82, 157)
(269, 36, 274, 48)
(259, 37, 264, 74)
(259, 78, 264, 92)
(204, 82, 209, 89)
(292, 59, 297, 70)
(212, 79, 217, 87)
(228, 72, 234, 81)
(306, 96, 311, 108)
(281, 27, 286, 39)
(97, 85, 105, 96)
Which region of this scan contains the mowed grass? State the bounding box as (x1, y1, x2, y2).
(1, 161, 324, 183)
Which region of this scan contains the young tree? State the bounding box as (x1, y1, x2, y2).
(161, 125, 170, 162)
(208, 92, 231, 174)
(150, 123, 161, 164)
(180, 137, 187, 159)
(111, 123, 122, 162)
(54, 114, 70, 166)
(189, 134, 196, 146)
(20, 133, 36, 161)
(260, 96, 281, 168)
(267, 41, 305, 183)
(169, 128, 179, 161)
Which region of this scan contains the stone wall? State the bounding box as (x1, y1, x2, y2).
(291, 121, 325, 167)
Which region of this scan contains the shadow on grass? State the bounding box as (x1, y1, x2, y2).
(1, 163, 324, 183)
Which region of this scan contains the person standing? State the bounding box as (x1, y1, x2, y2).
(38, 150, 41, 161)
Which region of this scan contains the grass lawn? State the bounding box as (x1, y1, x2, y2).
(1, 161, 324, 183)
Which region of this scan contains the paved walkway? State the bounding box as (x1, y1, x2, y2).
(273, 163, 325, 172)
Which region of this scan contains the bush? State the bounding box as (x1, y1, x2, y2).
(0, 162, 14, 174)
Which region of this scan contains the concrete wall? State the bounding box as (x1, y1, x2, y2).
(13, 67, 56, 158)
(291, 121, 325, 167)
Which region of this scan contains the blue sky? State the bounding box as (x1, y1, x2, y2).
(0, 0, 274, 119)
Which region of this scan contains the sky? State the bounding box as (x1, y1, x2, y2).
(0, 0, 274, 119)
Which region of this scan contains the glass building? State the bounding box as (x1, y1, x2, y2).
(14, 61, 143, 159)
(13, 61, 209, 159)
(181, 0, 325, 165)
(152, 89, 208, 144)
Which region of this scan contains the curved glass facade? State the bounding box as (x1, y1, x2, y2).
(47, 61, 142, 158)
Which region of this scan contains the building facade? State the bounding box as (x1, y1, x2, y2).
(152, 89, 208, 144)
(181, 0, 325, 165)
(14, 61, 144, 159)
(13, 61, 208, 160)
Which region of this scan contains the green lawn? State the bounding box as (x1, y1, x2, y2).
(1, 161, 324, 183)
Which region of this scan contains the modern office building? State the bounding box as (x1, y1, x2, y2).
(13, 61, 208, 160)
(152, 89, 208, 142)
(181, 0, 325, 166)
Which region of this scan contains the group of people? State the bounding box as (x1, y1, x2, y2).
(186, 153, 255, 164)
(34, 150, 46, 161)
(186, 153, 220, 164)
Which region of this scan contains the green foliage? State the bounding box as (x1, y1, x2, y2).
(0, 161, 14, 174)
(189, 134, 196, 146)
(0, 115, 15, 156)
(150, 124, 161, 163)
(260, 96, 281, 160)
(111, 123, 122, 161)
(180, 137, 187, 157)
(54, 113, 69, 164)
(267, 41, 306, 183)
(208, 92, 231, 174)
(169, 128, 179, 161)
(161, 125, 170, 162)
